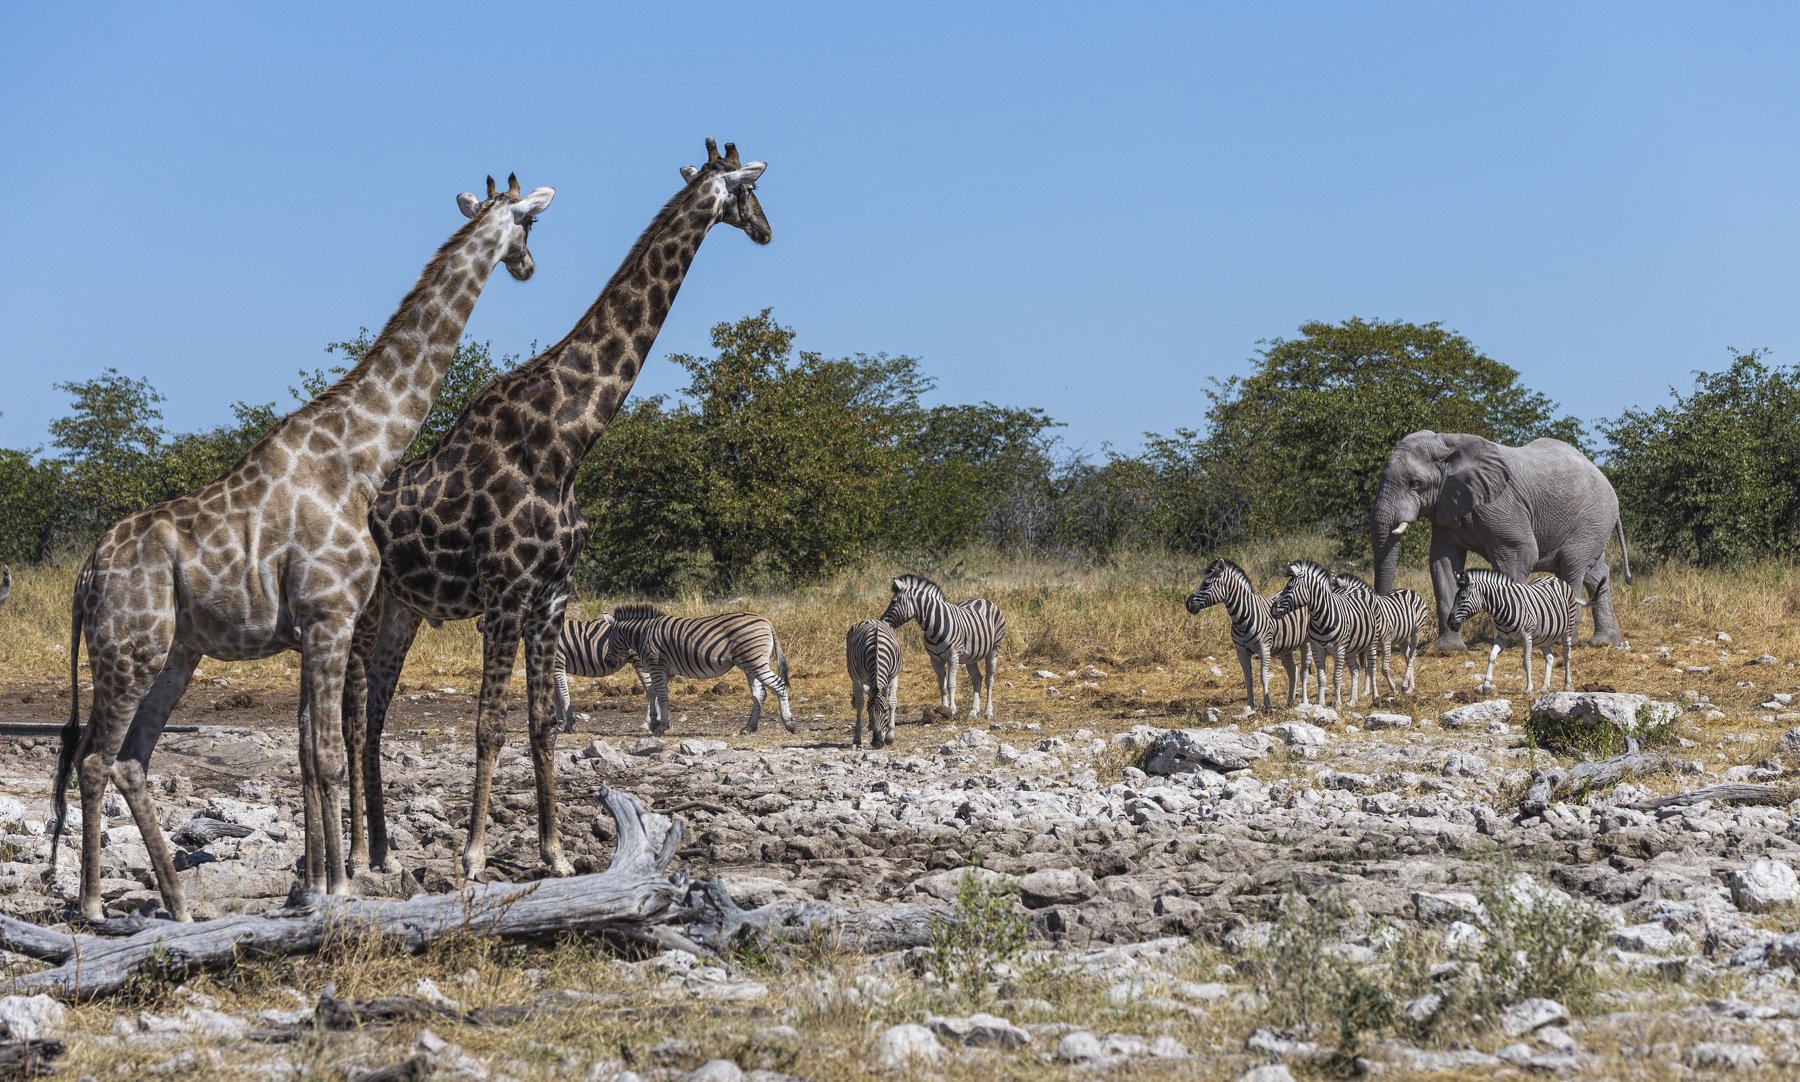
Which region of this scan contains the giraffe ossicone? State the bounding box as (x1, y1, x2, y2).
(52, 173, 554, 923)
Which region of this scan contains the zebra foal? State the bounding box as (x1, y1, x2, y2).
(881, 574, 1005, 720)
(606, 605, 794, 735)
(1331, 572, 1432, 697)
(1185, 558, 1315, 713)
(1448, 569, 1585, 694)
(846, 619, 902, 748)
(1270, 560, 1378, 708)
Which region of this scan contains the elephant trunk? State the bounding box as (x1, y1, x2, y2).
(1370, 490, 1418, 594)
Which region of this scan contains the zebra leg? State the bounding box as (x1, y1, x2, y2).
(929, 654, 949, 709)
(1564, 630, 1574, 690)
(1482, 642, 1501, 695)
(1235, 645, 1256, 712)
(948, 648, 966, 717)
(1279, 649, 1298, 708)
(554, 668, 576, 734)
(964, 656, 984, 717)
(751, 663, 794, 733)
(744, 668, 766, 733)
(1402, 636, 1417, 694)
(984, 652, 998, 721)
(852, 679, 865, 748)
(888, 673, 901, 741)
(1258, 643, 1273, 714)
(1541, 641, 1557, 690)
(1523, 631, 1536, 692)
(1331, 645, 1344, 709)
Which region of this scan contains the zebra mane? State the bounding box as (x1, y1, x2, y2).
(609, 603, 667, 621)
(1205, 558, 1251, 586)
(1458, 568, 1517, 591)
(1287, 558, 1331, 581)
(893, 573, 945, 599)
(1333, 571, 1372, 592)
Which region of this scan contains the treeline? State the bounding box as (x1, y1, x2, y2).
(2, 312, 1795, 590)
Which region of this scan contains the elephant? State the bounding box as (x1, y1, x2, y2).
(1369, 431, 1630, 651)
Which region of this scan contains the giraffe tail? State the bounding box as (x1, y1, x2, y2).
(51, 558, 92, 874)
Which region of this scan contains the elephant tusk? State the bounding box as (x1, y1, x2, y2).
(1390, 521, 1410, 536)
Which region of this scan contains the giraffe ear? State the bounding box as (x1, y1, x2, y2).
(456, 192, 482, 219)
(679, 165, 700, 183)
(511, 186, 556, 220)
(723, 162, 766, 188)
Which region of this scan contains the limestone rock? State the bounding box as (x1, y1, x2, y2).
(1500, 998, 1568, 1036)
(1019, 868, 1097, 908)
(1440, 699, 1513, 729)
(873, 1023, 944, 1069)
(1143, 728, 1272, 775)
(927, 1012, 1030, 1049)
(0, 994, 64, 1039)
(1527, 692, 1679, 751)
(1729, 858, 1799, 913)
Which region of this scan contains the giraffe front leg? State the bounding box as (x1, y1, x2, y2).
(361, 599, 420, 875)
(463, 615, 522, 883)
(300, 615, 357, 896)
(524, 606, 574, 878)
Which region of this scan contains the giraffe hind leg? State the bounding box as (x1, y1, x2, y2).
(113, 644, 201, 921)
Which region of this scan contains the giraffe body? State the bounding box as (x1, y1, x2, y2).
(53, 177, 554, 921)
(347, 139, 771, 881)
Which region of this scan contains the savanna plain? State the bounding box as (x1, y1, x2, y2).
(2, 545, 1799, 1080)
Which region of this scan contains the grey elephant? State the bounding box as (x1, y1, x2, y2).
(1370, 431, 1630, 651)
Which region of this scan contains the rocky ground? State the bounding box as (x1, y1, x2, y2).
(2, 658, 1800, 1079)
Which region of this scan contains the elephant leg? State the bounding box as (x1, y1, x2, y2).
(1583, 556, 1624, 646)
(1428, 538, 1469, 652)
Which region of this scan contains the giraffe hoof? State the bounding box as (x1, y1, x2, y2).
(547, 857, 576, 878)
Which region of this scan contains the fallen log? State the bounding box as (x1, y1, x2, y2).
(0, 786, 953, 1000)
(1519, 739, 1669, 818)
(1627, 783, 1789, 812)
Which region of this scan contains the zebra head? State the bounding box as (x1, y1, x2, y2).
(1270, 560, 1329, 618)
(882, 574, 939, 628)
(1185, 558, 1229, 614)
(1447, 571, 1481, 630)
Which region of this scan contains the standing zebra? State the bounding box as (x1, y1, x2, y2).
(1448, 569, 1584, 694)
(880, 574, 1005, 720)
(1185, 558, 1316, 713)
(551, 617, 627, 733)
(1331, 572, 1432, 697)
(606, 605, 794, 735)
(846, 619, 902, 748)
(1270, 560, 1378, 708)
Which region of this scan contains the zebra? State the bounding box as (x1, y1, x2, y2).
(1185, 558, 1317, 713)
(846, 619, 902, 749)
(605, 604, 794, 735)
(1331, 572, 1432, 697)
(1448, 569, 1586, 694)
(1269, 559, 1378, 708)
(880, 574, 1005, 720)
(551, 617, 628, 733)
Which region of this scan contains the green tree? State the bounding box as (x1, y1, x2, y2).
(46, 369, 173, 540)
(0, 448, 61, 563)
(1601, 349, 1800, 566)
(887, 403, 1060, 554)
(1201, 318, 1583, 557)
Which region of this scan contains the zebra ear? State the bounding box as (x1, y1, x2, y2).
(891, 578, 904, 592)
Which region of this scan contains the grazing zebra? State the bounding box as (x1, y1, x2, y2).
(606, 605, 794, 735)
(551, 617, 628, 733)
(1448, 569, 1585, 694)
(1185, 558, 1316, 713)
(880, 574, 1005, 720)
(846, 619, 902, 749)
(1270, 560, 1378, 708)
(1331, 572, 1432, 697)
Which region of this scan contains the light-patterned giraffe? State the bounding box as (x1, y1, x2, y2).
(50, 175, 555, 922)
(347, 138, 770, 880)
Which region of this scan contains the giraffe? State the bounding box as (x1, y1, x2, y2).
(50, 175, 556, 922)
(347, 138, 770, 881)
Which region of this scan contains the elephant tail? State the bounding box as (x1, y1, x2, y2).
(1616, 518, 1632, 585)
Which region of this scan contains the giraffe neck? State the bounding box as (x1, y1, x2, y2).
(264, 210, 510, 489)
(528, 181, 723, 465)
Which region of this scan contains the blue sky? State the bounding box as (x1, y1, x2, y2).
(3, 3, 1796, 459)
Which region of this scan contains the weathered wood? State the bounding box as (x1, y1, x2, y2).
(1520, 740, 1670, 817)
(0, 786, 955, 1000)
(0, 1038, 64, 1079)
(0, 786, 686, 999)
(1627, 783, 1788, 812)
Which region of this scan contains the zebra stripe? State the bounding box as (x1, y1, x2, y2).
(607, 604, 793, 735)
(1448, 569, 1582, 693)
(880, 574, 1005, 719)
(846, 619, 902, 749)
(1331, 572, 1432, 697)
(553, 618, 626, 733)
(1185, 557, 1316, 712)
(1269, 559, 1379, 708)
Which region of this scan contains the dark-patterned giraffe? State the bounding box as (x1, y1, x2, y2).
(349, 139, 771, 880)
(50, 176, 555, 922)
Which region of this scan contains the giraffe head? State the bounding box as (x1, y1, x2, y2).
(678, 138, 771, 245)
(455, 173, 557, 280)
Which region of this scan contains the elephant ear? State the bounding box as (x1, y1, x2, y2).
(1435, 437, 1511, 527)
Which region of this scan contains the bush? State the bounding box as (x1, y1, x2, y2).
(926, 863, 1029, 1004)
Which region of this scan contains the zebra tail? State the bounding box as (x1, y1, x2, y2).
(51, 560, 90, 873)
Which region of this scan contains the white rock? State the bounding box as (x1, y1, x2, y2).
(676, 738, 728, 757)
(1019, 868, 1097, 908)
(1288, 704, 1340, 726)
(1683, 1042, 1765, 1070)
(1609, 922, 1686, 954)
(1500, 997, 1568, 1036)
(0, 994, 65, 1040)
(1056, 1031, 1105, 1063)
(873, 1023, 945, 1069)
(1729, 858, 1800, 912)
(1440, 699, 1513, 729)
(927, 1012, 1030, 1049)
(1413, 891, 1483, 925)
(1363, 712, 1413, 730)
(685, 1061, 745, 1082)
(1143, 728, 1272, 775)
(1238, 1066, 1299, 1082)
(1528, 692, 1679, 744)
